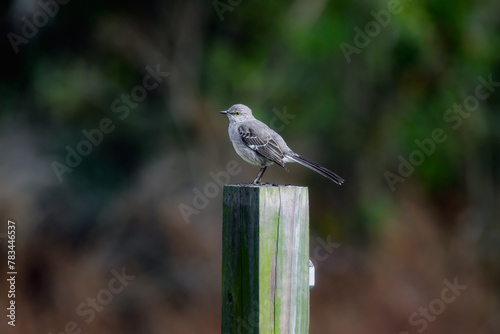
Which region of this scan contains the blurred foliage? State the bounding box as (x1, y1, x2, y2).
(1, 0, 500, 333)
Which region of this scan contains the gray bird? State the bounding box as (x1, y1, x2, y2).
(220, 104, 344, 185)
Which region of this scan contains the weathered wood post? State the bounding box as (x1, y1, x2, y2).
(222, 184, 310, 333)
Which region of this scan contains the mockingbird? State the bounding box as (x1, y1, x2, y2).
(220, 104, 344, 185)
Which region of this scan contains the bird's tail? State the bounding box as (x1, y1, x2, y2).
(289, 154, 344, 185)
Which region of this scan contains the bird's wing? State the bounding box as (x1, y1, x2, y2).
(237, 124, 287, 169)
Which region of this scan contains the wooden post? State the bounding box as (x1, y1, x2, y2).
(222, 185, 309, 333)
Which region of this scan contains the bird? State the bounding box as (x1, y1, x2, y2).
(220, 104, 344, 185)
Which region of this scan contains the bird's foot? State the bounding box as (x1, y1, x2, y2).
(237, 182, 256, 186)
(251, 181, 279, 186)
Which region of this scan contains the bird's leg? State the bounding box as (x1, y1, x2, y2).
(252, 166, 267, 184)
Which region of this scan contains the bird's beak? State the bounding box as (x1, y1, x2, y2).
(219, 110, 227, 114)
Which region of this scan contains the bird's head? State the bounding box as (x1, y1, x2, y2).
(220, 104, 254, 122)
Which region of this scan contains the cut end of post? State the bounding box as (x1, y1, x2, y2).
(225, 183, 307, 188)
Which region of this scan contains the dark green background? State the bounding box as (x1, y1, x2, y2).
(1, 0, 499, 333)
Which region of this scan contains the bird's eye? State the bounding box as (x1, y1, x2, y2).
(236, 112, 240, 115)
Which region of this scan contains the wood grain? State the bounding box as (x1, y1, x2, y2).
(222, 185, 309, 333)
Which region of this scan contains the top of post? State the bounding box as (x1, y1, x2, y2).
(224, 183, 307, 189)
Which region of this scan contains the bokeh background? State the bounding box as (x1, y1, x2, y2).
(1, 0, 500, 333)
